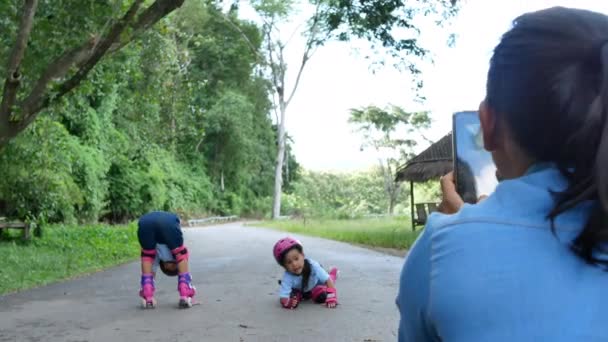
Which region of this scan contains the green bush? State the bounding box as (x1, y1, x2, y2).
(105, 155, 147, 222)
(0, 222, 139, 295)
(0, 117, 84, 223)
(72, 145, 110, 222)
(0, 5, 291, 223)
(105, 147, 213, 222)
(0, 114, 216, 224)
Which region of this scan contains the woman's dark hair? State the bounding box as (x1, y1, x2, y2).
(487, 7, 608, 266)
(280, 245, 312, 291)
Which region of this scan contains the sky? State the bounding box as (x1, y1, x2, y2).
(238, 0, 608, 172)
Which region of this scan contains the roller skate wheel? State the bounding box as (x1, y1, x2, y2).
(141, 298, 156, 309)
(179, 297, 193, 309)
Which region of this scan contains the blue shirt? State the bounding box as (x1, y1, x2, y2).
(279, 258, 329, 298)
(152, 244, 175, 273)
(397, 165, 607, 341)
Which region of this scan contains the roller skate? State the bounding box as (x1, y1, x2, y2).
(329, 266, 339, 282)
(177, 272, 196, 308)
(139, 273, 156, 309)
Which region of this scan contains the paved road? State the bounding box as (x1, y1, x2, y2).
(0, 223, 404, 342)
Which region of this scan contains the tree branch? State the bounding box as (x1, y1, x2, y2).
(1, 0, 185, 150)
(53, 1, 144, 96)
(0, 0, 38, 121)
(132, 0, 185, 35)
(108, 0, 186, 53)
(195, 136, 205, 152)
(217, 11, 263, 62)
(378, 157, 392, 193)
(21, 0, 146, 118)
(19, 37, 99, 121)
(284, 20, 305, 47)
(276, 41, 287, 100)
(285, 1, 322, 105)
(273, 105, 280, 125)
(265, 21, 283, 102)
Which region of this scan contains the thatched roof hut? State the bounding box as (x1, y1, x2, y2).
(395, 132, 453, 183)
(396, 132, 453, 230)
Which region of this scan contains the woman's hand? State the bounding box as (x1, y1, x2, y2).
(437, 172, 488, 214)
(438, 171, 464, 214)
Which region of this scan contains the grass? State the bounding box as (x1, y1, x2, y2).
(0, 223, 139, 295)
(251, 217, 421, 250)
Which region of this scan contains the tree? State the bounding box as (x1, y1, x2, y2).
(349, 105, 431, 214)
(175, 1, 279, 214)
(0, 0, 185, 150)
(244, 0, 457, 218)
(282, 167, 399, 219)
(0, 1, 285, 222)
(246, 0, 319, 219)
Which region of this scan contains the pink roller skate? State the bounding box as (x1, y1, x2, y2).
(177, 272, 196, 308)
(139, 273, 156, 309)
(329, 266, 339, 282)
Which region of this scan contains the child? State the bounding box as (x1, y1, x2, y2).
(273, 237, 339, 309)
(137, 211, 196, 309)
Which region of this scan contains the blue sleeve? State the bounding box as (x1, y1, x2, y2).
(156, 244, 174, 262)
(397, 224, 436, 342)
(309, 259, 329, 283)
(279, 272, 293, 298)
(152, 244, 174, 273)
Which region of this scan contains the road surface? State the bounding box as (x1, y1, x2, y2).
(0, 222, 404, 342)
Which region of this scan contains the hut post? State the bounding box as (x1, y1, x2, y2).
(410, 180, 415, 231)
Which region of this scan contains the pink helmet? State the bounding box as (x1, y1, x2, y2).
(273, 237, 303, 265)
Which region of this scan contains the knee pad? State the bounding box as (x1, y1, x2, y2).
(311, 285, 328, 303)
(141, 249, 156, 263)
(171, 246, 189, 263)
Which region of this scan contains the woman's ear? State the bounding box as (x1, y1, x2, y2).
(479, 100, 499, 151)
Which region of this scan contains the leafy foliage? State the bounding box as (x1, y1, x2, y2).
(0, 0, 452, 224)
(320, 0, 458, 74)
(0, 1, 281, 223)
(349, 105, 432, 214)
(282, 167, 439, 219)
(0, 222, 139, 295)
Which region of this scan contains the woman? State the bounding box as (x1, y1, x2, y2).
(397, 7, 608, 341)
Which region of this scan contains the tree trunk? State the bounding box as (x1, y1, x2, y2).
(0, 123, 20, 149)
(272, 103, 287, 219)
(388, 197, 396, 215)
(220, 170, 225, 192)
(171, 116, 176, 151)
(387, 180, 401, 215)
(284, 143, 289, 185)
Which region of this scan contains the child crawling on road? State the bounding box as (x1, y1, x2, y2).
(273, 237, 339, 309)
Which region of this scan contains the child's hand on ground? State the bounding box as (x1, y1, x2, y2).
(325, 287, 338, 309)
(289, 296, 299, 309)
(281, 296, 299, 309)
